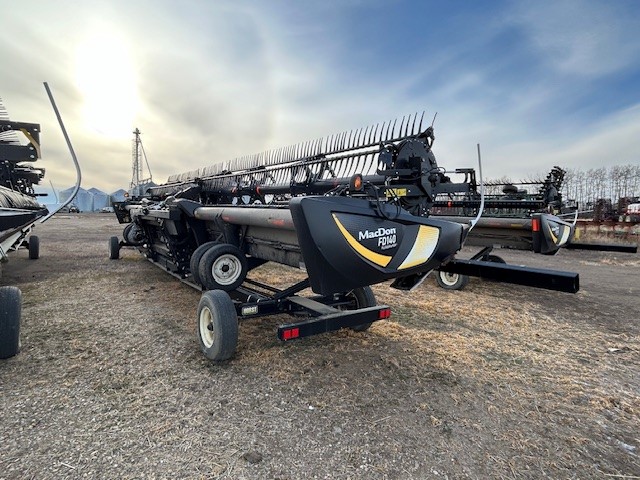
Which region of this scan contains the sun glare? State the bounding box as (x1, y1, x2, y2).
(76, 31, 138, 138)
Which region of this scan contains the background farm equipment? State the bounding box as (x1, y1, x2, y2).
(111, 113, 581, 361)
(0, 85, 81, 359)
(425, 165, 637, 289)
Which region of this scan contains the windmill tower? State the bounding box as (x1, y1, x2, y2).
(130, 128, 153, 197)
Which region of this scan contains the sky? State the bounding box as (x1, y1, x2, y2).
(1, 0, 639, 196)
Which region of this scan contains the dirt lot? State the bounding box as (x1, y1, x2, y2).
(1, 214, 638, 479)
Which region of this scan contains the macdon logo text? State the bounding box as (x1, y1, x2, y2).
(358, 227, 398, 249)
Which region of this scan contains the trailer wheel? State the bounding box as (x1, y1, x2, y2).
(28, 235, 40, 260)
(346, 286, 377, 332)
(0, 286, 22, 359)
(189, 241, 219, 286)
(197, 290, 238, 361)
(109, 236, 120, 260)
(435, 271, 469, 290)
(198, 244, 248, 292)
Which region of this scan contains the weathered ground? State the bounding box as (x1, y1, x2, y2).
(1, 214, 638, 479)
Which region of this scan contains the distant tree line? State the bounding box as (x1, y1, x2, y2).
(561, 165, 640, 210)
(485, 164, 640, 214)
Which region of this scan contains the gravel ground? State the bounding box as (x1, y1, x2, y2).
(1, 214, 638, 479)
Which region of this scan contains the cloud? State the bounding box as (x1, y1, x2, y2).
(1, 0, 638, 196)
(505, 0, 640, 77)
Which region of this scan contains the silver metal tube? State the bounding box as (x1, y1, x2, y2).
(40, 82, 82, 223)
(194, 206, 296, 230)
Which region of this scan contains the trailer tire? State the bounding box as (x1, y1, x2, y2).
(28, 235, 40, 260)
(197, 290, 238, 361)
(347, 286, 377, 332)
(435, 270, 469, 290)
(0, 286, 22, 359)
(189, 241, 219, 286)
(198, 244, 248, 292)
(109, 236, 120, 260)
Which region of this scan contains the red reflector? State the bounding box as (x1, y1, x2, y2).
(283, 328, 300, 340)
(378, 308, 391, 319)
(532, 218, 540, 232)
(448, 201, 453, 207)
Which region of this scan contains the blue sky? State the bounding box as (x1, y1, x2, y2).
(1, 0, 639, 194)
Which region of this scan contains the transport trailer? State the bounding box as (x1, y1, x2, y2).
(110, 113, 581, 361)
(1, 118, 47, 360)
(0, 85, 81, 359)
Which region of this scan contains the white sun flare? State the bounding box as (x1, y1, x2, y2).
(75, 31, 139, 138)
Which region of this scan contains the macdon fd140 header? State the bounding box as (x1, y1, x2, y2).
(110, 113, 579, 362)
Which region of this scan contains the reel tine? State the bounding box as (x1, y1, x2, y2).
(398, 115, 406, 139)
(350, 128, 358, 149)
(335, 131, 343, 151)
(359, 126, 368, 147)
(418, 111, 425, 133)
(378, 121, 386, 143)
(335, 132, 343, 152)
(334, 131, 343, 152)
(337, 158, 347, 178)
(354, 127, 363, 148)
(367, 122, 375, 144)
(371, 123, 379, 145)
(384, 118, 393, 142)
(410, 112, 417, 136)
(361, 125, 370, 147)
(352, 128, 360, 149)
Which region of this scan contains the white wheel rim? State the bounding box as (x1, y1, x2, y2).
(439, 272, 459, 287)
(211, 254, 242, 286)
(199, 306, 215, 348)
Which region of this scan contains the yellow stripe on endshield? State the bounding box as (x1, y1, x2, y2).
(398, 225, 439, 270)
(332, 214, 392, 267)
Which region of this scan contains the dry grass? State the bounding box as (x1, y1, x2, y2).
(1, 214, 638, 479)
